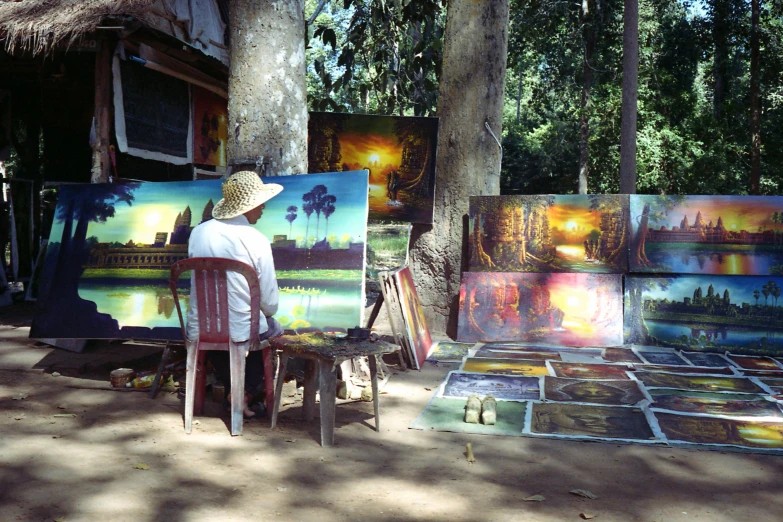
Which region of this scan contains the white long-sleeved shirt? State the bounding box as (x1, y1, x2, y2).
(186, 215, 279, 342)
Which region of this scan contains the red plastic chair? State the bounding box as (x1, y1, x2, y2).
(170, 257, 275, 436)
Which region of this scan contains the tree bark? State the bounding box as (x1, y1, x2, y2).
(749, 0, 761, 194)
(91, 40, 113, 183)
(578, 0, 596, 195)
(227, 0, 308, 175)
(409, 0, 510, 337)
(619, 0, 638, 194)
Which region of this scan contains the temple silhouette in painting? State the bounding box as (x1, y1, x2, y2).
(643, 283, 783, 330)
(646, 211, 776, 245)
(86, 198, 364, 271)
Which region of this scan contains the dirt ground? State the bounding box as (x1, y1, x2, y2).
(2, 303, 783, 522)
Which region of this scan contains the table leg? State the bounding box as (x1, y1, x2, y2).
(271, 351, 289, 429)
(318, 360, 337, 447)
(369, 355, 380, 432)
(302, 359, 317, 422)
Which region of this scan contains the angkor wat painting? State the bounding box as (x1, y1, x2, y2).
(624, 275, 783, 356)
(630, 195, 783, 275)
(468, 195, 629, 273)
(308, 112, 438, 223)
(457, 272, 623, 346)
(31, 172, 369, 339)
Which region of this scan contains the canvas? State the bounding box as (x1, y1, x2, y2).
(461, 357, 550, 376)
(530, 403, 656, 441)
(650, 394, 783, 418)
(31, 172, 370, 339)
(726, 354, 783, 370)
(410, 397, 527, 436)
(473, 349, 562, 361)
(467, 195, 629, 273)
(366, 222, 410, 278)
(426, 341, 473, 362)
(603, 347, 643, 364)
(543, 376, 646, 406)
(440, 371, 541, 401)
(647, 389, 764, 401)
(457, 272, 623, 346)
(741, 369, 783, 378)
(549, 362, 632, 380)
(391, 266, 432, 369)
(654, 411, 783, 449)
(681, 351, 733, 368)
(308, 112, 438, 224)
(624, 274, 783, 356)
(192, 86, 227, 167)
(378, 269, 414, 366)
(634, 350, 691, 366)
(633, 371, 766, 393)
(639, 365, 736, 376)
(629, 195, 783, 275)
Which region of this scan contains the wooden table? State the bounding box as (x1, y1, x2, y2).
(269, 332, 398, 447)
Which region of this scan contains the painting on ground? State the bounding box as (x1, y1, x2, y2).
(31, 172, 369, 339)
(543, 376, 645, 406)
(440, 372, 540, 401)
(650, 394, 783, 418)
(457, 272, 623, 346)
(392, 266, 433, 369)
(468, 195, 629, 273)
(530, 403, 655, 441)
(629, 195, 783, 275)
(624, 274, 783, 355)
(654, 411, 783, 449)
(308, 112, 437, 224)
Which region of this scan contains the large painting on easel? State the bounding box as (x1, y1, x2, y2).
(31, 172, 369, 339)
(308, 112, 438, 224)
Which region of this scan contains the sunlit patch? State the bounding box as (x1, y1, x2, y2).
(144, 212, 161, 227)
(368, 153, 380, 164)
(566, 295, 580, 308)
(566, 221, 578, 230)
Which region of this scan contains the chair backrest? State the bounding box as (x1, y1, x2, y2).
(169, 257, 261, 349)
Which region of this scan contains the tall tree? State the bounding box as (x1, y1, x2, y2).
(579, 0, 599, 194)
(619, 0, 639, 194)
(228, 1, 308, 175)
(750, 0, 761, 194)
(410, 0, 510, 335)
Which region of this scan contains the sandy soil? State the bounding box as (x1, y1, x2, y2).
(1, 308, 783, 521)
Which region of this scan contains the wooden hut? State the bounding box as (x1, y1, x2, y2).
(0, 0, 229, 281)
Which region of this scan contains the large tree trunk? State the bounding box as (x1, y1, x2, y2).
(619, 0, 638, 194)
(409, 0, 510, 337)
(227, 0, 308, 175)
(578, 0, 596, 195)
(749, 0, 761, 194)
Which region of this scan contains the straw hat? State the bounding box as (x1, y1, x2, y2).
(212, 171, 283, 220)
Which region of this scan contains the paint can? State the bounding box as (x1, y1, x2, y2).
(110, 368, 135, 388)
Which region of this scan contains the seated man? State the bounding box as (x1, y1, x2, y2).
(187, 170, 284, 419)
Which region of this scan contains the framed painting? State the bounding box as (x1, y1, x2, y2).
(31, 172, 370, 339)
(457, 272, 623, 346)
(439, 371, 541, 401)
(529, 403, 656, 441)
(624, 274, 783, 356)
(308, 112, 438, 224)
(629, 195, 783, 275)
(654, 411, 783, 449)
(192, 86, 227, 167)
(468, 194, 629, 273)
(542, 376, 646, 406)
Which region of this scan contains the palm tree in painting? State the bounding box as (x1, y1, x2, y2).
(285, 205, 298, 239)
(310, 184, 328, 239)
(762, 283, 771, 306)
(302, 192, 315, 247)
(754, 289, 760, 306)
(322, 195, 337, 241)
(774, 285, 781, 308)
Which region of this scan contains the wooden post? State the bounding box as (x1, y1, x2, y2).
(91, 40, 112, 183)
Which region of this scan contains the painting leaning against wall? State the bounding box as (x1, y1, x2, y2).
(624, 274, 783, 356)
(468, 194, 629, 273)
(31, 171, 370, 340)
(629, 195, 783, 275)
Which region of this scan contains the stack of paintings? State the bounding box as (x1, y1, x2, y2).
(458, 195, 627, 347)
(378, 266, 432, 369)
(31, 171, 370, 340)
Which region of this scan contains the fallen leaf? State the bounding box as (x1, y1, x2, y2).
(133, 463, 150, 470)
(12, 393, 28, 400)
(277, 486, 287, 492)
(580, 514, 597, 519)
(570, 489, 598, 500)
(286, 439, 297, 443)
(51, 372, 61, 377)
(424, 388, 432, 391)
(13, 413, 25, 420)
(53, 414, 76, 418)
(465, 442, 476, 464)
(57, 404, 67, 409)
(524, 495, 546, 502)
(319, 457, 325, 462)
(52, 435, 63, 439)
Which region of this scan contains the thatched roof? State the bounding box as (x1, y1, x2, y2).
(0, 0, 156, 55)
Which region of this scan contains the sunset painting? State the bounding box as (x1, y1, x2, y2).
(308, 112, 438, 223)
(468, 195, 629, 273)
(457, 272, 623, 346)
(629, 195, 783, 275)
(31, 172, 369, 340)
